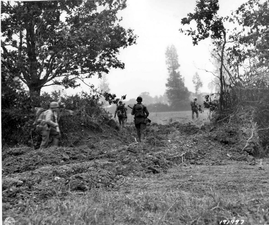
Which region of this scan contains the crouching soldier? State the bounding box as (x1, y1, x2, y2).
(131, 96, 149, 142)
(35, 101, 61, 149)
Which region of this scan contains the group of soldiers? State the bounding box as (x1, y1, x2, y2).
(35, 96, 205, 149)
(114, 96, 149, 142)
(35, 96, 150, 149)
(191, 95, 221, 120)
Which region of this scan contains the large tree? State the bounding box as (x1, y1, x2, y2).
(1, 0, 136, 99)
(226, 0, 269, 87)
(165, 45, 189, 110)
(192, 72, 203, 94)
(180, 0, 226, 109)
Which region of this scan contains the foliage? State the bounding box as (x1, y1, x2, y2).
(103, 92, 126, 105)
(2, 70, 33, 146)
(180, 0, 228, 110)
(165, 45, 190, 110)
(203, 0, 269, 94)
(192, 72, 203, 94)
(180, 0, 224, 45)
(58, 92, 115, 147)
(253, 93, 269, 151)
(1, 67, 74, 146)
(225, 0, 269, 88)
(1, 88, 113, 147)
(1, 0, 137, 97)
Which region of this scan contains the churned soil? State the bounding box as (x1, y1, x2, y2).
(2, 118, 269, 224)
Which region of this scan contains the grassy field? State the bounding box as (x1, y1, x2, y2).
(10, 160, 268, 225)
(126, 110, 210, 124)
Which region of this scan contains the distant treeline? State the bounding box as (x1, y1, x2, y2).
(105, 101, 191, 115)
(147, 102, 190, 112)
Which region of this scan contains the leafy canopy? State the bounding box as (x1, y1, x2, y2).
(1, 0, 137, 96)
(225, 0, 269, 87)
(180, 0, 225, 45)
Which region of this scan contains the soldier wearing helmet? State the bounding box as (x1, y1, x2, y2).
(36, 101, 61, 149)
(190, 97, 199, 119)
(131, 96, 149, 142)
(114, 100, 127, 128)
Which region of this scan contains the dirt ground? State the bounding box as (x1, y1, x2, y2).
(2, 110, 269, 224)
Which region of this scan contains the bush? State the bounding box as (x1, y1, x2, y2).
(2, 90, 112, 148)
(1, 75, 33, 146)
(253, 93, 269, 152)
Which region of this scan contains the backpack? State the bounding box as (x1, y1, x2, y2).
(190, 101, 197, 110)
(32, 107, 48, 133)
(117, 105, 126, 118)
(134, 104, 145, 117)
(33, 107, 46, 125)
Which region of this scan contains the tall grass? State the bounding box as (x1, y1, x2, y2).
(6, 187, 268, 225)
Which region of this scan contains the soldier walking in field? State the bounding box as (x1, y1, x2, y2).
(35, 101, 61, 149)
(131, 96, 149, 142)
(114, 101, 127, 128)
(190, 97, 199, 119)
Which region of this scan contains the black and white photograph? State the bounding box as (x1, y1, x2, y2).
(1, 0, 269, 224)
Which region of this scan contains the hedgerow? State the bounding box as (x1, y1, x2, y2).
(2, 89, 113, 148)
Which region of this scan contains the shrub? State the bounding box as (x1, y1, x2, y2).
(2, 90, 112, 148)
(253, 93, 269, 153)
(2, 73, 33, 146)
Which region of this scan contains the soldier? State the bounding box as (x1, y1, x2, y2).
(131, 96, 149, 142)
(190, 97, 199, 119)
(114, 101, 127, 128)
(35, 101, 61, 149)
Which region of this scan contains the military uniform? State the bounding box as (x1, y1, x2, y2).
(131, 97, 149, 142)
(36, 102, 60, 148)
(114, 101, 127, 127)
(191, 98, 199, 119)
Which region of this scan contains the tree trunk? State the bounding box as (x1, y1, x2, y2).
(26, 6, 42, 105)
(219, 31, 227, 111)
(28, 84, 42, 106)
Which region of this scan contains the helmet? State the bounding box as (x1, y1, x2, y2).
(50, 102, 59, 109)
(136, 96, 142, 102)
(119, 101, 122, 104)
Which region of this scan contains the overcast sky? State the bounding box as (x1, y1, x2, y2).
(48, 0, 248, 100)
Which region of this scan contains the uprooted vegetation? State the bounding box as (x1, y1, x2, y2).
(2, 92, 269, 225)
